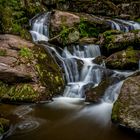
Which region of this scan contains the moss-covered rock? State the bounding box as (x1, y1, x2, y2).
(0, 34, 64, 103)
(49, 10, 110, 45)
(100, 30, 140, 56)
(0, 118, 10, 135)
(85, 78, 112, 103)
(105, 48, 140, 70)
(0, 82, 45, 103)
(112, 74, 140, 133)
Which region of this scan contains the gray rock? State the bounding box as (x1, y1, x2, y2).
(0, 63, 32, 83)
(105, 49, 140, 70)
(112, 74, 140, 133)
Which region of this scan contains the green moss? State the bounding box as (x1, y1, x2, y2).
(34, 46, 64, 96)
(0, 81, 39, 103)
(60, 25, 71, 45)
(78, 19, 100, 38)
(101, 30, 138, 55)
(103, 30, 122, 37)
(54, 17, 101, 45)
(112, 101, 121, 122)
(106, 49, 140, 70)
(19, 47, 33, 59)
(0, 50, 7, 56)
(136, 18, 140, 23)
(0, 118, 10, 134)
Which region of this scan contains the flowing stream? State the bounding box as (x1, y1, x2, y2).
(108, 19, 140, 32)
(1, 13, 139, 140)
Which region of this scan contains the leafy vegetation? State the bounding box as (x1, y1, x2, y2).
(0, 0, 43, 39)
(0, 81, 39, 102)
(78, 19, 100, 38)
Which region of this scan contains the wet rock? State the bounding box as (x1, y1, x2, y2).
(112, 74, 140, 133)
(92, 56, 106, 65)
(0, 63, 32, 83)
(79, 37, 97, 45)
(0, 34, 64, 103)
(0, 34, 34, 50)
(100, 30, 140, 56)
(105, 48, 140, 70)
(85, 67, 115, 102)
(49, 10, 111, 45)
(68, 30, 80, 43)
(0, 56, 17, 66)
(50, 10, 80, 35)
(85, 75, 121, 103)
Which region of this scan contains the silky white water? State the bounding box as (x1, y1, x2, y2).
(108, 19, 140, 32)
(30, 12, 51, 41)
(51, 44, 104, 98)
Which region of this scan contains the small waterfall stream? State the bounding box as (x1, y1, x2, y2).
(30, 12, 51, 41)
(51, 44, 103, 98)
(47, 44, 103, 98)
(108, 19, 140, 32)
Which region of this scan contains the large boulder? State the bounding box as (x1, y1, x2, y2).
(105, 48, 140, 70)
(85, 69, 115, 102)
(112, 74, 140, 133)
(50, 10, 80, 34)
(0, 34, 64, 103)
(100, 30, 140, 56)
(49, 10, 110, 45)
(0, 63, 32, 83)
(85, 78, 114, 103)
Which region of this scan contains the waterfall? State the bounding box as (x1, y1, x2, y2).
(108, 19, 140, 32)
(30, 13, 125, 99)
(49, 45, 103, 98)
(103, 81, 123, 103)
(30, 12, 51, 42)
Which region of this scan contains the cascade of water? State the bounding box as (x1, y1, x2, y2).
(49, 44, 103, 98)
(103, 81, 124, 103)
(108, 20, 121, 31)
(30, 13, 125, 100)
(115, 19, 140, 30)
(30, 12, 51, 41)
(108, 19, 140, 32)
